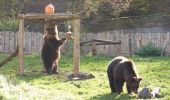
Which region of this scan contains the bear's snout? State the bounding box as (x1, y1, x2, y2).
(133, 90, 138, 94)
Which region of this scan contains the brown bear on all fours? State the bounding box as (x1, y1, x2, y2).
(107, 56, 142, 94)
(41, 27, 66, 75)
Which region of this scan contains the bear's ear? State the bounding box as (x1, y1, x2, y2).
(138, 77, 142, 81)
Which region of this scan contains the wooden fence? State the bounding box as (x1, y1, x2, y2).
(0, 31, 43, 54)
(81, 31, 170, 56)
(1, 31, 170, 56)
(0, 31, 70, 55)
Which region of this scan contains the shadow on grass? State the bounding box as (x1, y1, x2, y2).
(90, 93, 137, 100)
(15, 70, 71, 83)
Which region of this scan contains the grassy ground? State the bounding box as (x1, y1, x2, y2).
(0, 53, 170, 100)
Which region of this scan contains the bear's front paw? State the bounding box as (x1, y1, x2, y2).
(61, 38, 66, 42)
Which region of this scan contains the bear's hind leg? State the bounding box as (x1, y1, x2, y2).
(52, 60, 59, 74)
(44, 63, 53, 75)
(43, 58, 53, 75)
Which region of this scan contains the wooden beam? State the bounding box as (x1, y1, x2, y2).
(80, 39, 121, 46)
(18, 19, 24, 75)
(18, 13, 80, 21)
(73, 19, 80, 76)
(91, 39, 121, 44)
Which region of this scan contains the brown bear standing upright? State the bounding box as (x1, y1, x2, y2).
(41, 27, 66, 75)
(107, 56, 142, 94)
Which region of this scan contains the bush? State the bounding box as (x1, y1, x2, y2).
(0, 19, 18, 31)
(135, 43, 162, 56)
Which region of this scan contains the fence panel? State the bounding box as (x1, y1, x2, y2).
(1, 31, 170, 56)
(0, 31, 44, 54)
(81, 31, 170, 56)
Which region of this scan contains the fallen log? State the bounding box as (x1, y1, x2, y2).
(0, 47, 18, 67)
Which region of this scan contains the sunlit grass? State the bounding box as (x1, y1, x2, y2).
(0, 53, 170, 100)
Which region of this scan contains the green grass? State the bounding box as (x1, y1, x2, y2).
(0, 53, 170, 100)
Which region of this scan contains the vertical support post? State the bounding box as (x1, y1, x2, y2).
(18, 18, 24, 75)
(73, 19, 80, 76)
(92, 40, 96, 56)
(128, 33, 132, 56)
(137, 33, 142, 49)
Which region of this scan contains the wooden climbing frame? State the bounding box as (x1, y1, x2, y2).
(18, 13, 80, 75)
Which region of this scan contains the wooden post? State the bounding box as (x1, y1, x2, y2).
(137, 34, 142, 49)
(73, 19, 80, 76)
(18, 18, 24, 75)
(128, 33, 132, 56)
(92, 40, 96, 56)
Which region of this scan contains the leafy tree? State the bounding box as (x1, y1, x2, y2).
(0, 19, 18, 31)
(83, 0, 170, 19)
(0, 0, 22, 19)
(125, 0, 150, 16)
(83, 0, 132, 19)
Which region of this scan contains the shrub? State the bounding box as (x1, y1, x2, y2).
(135, 43, 162, 56)
(0, 19, 18, 31)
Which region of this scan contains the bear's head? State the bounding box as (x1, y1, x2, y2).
(46, 27, 57, 35)
(127, 77, 142, 94)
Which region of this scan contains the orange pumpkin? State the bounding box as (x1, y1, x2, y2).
(45, 4, 55, 14)
(66, 31, 73, 40)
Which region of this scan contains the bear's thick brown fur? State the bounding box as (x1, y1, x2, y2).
(107, 56, 142, 94)
(41, 27, 66, 74)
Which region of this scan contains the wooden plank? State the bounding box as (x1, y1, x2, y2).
(92, 39, 121, 44)
(73, 19, 80, 76)
(80, 39, 121, 46)
(18, 19, 24, 75)
(18, 13, 80, 21)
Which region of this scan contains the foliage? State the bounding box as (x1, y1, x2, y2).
(0, 0, 170, 21)
(0, 0, 22, 18)
(148, 0, 170, 15)
(0, 19, 18, 31)
(0, 0, 22, 31)
(135, 43, 162, 57)
(0, 54, 170, 99)
(124, 0, 150, 16)
(83, 0, 132, 19)
(82, 0, 170, 20)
